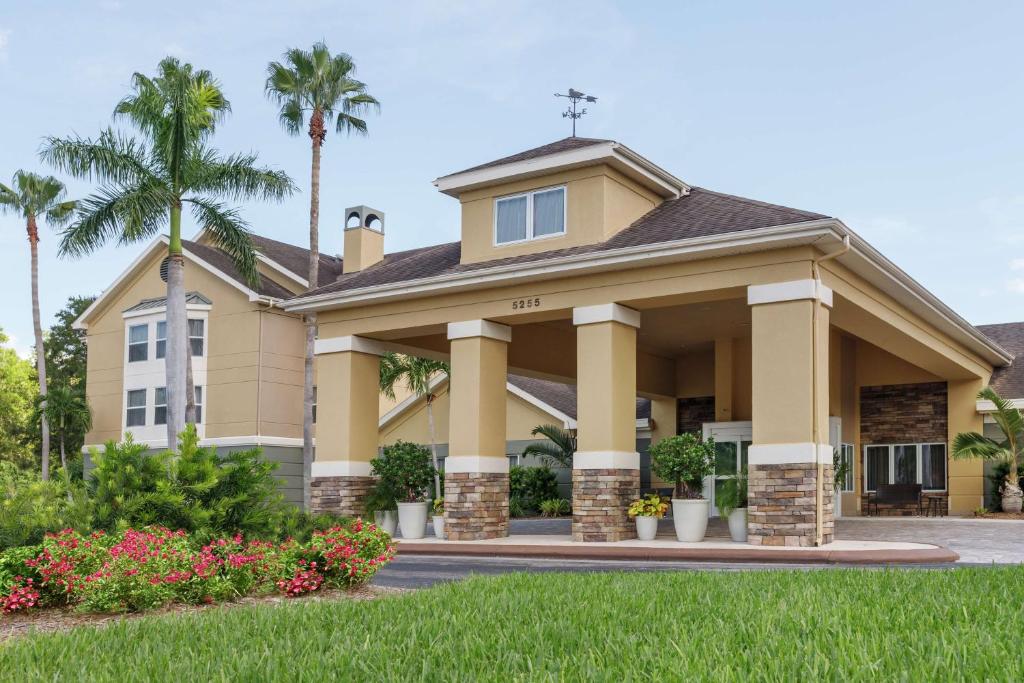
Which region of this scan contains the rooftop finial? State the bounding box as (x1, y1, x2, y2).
(554, 88, 597, 137)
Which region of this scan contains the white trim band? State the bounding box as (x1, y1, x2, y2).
(747, 443, 832, 465)
(747, 279, 833, 308)
(311, 461, 373, 478)
(572, 303, 642, 329)
(314, 335, 387, 356)
(447, 319, 512, 342)
(443, 455, 510, 474)
(572, 451, 641, 469)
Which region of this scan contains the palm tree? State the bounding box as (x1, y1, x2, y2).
(379, 353, 448, 500)
(953, 386, 1024, 512)
(522, 424, 577, 468)
(41, 384, 91, 473)
(42, 57, 295, 447)
(0, 172, 76, 479)
(265, 43, 379, 507)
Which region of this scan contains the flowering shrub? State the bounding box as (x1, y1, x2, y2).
(0, 520, 394, 615)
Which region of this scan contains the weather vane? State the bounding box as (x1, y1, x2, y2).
(554, 88, 597, 137)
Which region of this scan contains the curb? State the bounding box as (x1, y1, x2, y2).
(396, 542, 960, 565)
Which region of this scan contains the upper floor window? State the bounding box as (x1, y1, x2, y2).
(126, 389, 147, 426)
(188, 319, 205, 357)
(495, 186, 565, 245)
(156, 321, 167, 359)
(128, 324, 149, 362)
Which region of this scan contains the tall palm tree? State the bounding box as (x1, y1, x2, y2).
(379, 353, 449, 500)
(265, 43, 379, 506)
(0, 172, 76, 479)
(42, 57, 295, 447)
(522, 424, 577, 468)
(953, 386, 1024, 512)
(41, 384, 91, 473)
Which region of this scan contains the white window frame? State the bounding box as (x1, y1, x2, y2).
(188, 318, 206, 357)
(493, 185, 567, 246)
(154, 386, 167, 426)
(126, 389, 147, 427)
(862, 443, 947, 493)
(193, 385, 204, 424)
(839, 443, 855, 492)
(127, 323, 149, 363)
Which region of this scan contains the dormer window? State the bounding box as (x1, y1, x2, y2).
(494, 185, 566, 245)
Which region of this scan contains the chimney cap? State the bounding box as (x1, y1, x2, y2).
(344, 205, 385, 233)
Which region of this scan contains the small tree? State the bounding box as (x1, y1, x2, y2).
(650, 432, 715, 500)
(370, 441, 436, 503)
(521, 424, 576, 468)
(953, 386, 1023, 509)
(41, 384, 91, 474)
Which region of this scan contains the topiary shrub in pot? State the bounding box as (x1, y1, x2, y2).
(715, 474, 748, 542)
(650, 433, 715, 542)
(364, 479, 399, 537)
(371, 441, 436, 540)
(627, 493, 668, 541)
(432, 497, 445, 539)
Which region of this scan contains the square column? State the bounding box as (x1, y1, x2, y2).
(445, 320, 511, 540)
(572, 304, 641, 542)
(747, 279, 834, 546)
(310, 336, 384, 516)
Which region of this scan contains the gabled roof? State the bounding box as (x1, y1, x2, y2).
(286, 187, 828, 300)
(508, 375, 650, 423)
(250, 234, 344, 287)
(977, 322, 1024, 399)
(123, 291, 211, 313)
(446, 137, 613, 175)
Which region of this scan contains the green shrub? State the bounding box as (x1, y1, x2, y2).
(988, 461, 1024, 510)
(650, 433, 716, 499)
(509, 465, 559, 511)
(509, 496, 527, 518)
(371, 441, 435, 503)
(0, 464, 92, 550)
(538, 498, 570, 517)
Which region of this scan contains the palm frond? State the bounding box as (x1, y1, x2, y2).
(952, 431, 1005, 461)
(58, 180, 170, 258)
(41, 130, 158, 186)
(46, 200, 78, 226)
(378, 353, 449, 400)
(521, 441, 572, 468)
(523, 424, 576, 468)
(185, 196, 259, 287)
(185, 149, 295, 202)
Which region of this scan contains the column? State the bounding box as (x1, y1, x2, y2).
(572, 303, 641, 542)
(310, 335, 383, 516)
(948, 377, 985, 515)
(445, 319, 511, 540)
(747, 279, 834, 546)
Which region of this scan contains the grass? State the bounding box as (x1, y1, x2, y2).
(2, 567, 1023, 681)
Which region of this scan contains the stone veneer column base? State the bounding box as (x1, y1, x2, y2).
(309, 475, 375, 517)
(444, 472, 509, 540)
(572, 468, 639, 542)
(748, 464, 834, 547)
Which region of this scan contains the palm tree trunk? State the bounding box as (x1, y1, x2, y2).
(426, 395, 441, 500)
(27, 214, 50, 480)
(302, 114, 324, 511)
(165, 201, 187, 450)
(185, 345, 196, 424)
(60, 434, 67, 472)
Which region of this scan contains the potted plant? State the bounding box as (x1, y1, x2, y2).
(650, 433, 716, 542)
(371, 441, 436, 540)
(627, 493, 668, 540)
(432, 497, 445, 539)
(365, 480, 398, 536)
(953, 387, 1024, 513)
(715, 473, 748, 542)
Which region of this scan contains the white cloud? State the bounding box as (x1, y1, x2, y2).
(1006, 278, 1024, 295)
(0, 27, 10, 60)
(1010, 258, 1024, 271)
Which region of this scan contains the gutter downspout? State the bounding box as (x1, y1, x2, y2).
(810, 235, 850, 546)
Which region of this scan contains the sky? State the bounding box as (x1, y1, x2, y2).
(1, 1, 1023, 357)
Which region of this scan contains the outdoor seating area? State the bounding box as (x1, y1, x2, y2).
(864, 484, 949, 517)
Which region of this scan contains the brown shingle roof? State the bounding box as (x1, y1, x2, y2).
(294, 187, 830, 298)
(443, 137, 612, 176)
(182, 240, 294, 300)
(250, 234, 344, 287)
(977, 322, 1024, 398)
(508, 374, 650, 422)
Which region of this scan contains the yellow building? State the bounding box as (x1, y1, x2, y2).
(79, 136, 1021, 546)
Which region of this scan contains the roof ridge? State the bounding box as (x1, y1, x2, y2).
(689, 187, 830, 219)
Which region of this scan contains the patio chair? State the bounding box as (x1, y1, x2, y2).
(866, 483, 923, 516)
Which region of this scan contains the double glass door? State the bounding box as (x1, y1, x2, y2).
(701, 422, 752, 518)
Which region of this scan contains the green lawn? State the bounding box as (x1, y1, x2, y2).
(2, 567, 1023, 681)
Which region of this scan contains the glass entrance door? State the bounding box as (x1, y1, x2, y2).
(701, 422, 753, 518)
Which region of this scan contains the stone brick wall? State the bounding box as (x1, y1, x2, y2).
(860, 382, 947, 444)
(748, 464, 834, 547)
(444, 472, 509, 541)
(677, 396, 715, 435)
(572, 468, 640, 542)
(309, 475, 375, 517)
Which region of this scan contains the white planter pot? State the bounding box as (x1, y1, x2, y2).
(727, 508, 748, 543)
(671, 499, 710, 542)
(432, 515, 445, 539)
(397, 502, 429, 540)
(373, 510, 398, 537)
(1002, 491, 1023, 514)
(634, 515, 659, 541)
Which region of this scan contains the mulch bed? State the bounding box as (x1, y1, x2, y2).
(972, 512, 1024, 520)
(0, 584, 405, 643)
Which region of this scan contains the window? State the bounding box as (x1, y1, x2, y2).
(154, 387, 167, 425)
(188, 319, 205, 357)
(494, 186, 565, 245)
(312, 386, 317, 424)
(126, 389, 147, 427)
(193, 386, 203, 424)
(863, 443, 946, 492)
(128, 324, 148, 362)
(839, 444, 855, 492)
(155, 321, 167, 359)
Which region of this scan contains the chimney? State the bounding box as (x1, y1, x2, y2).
(343, 205, 384, 273)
